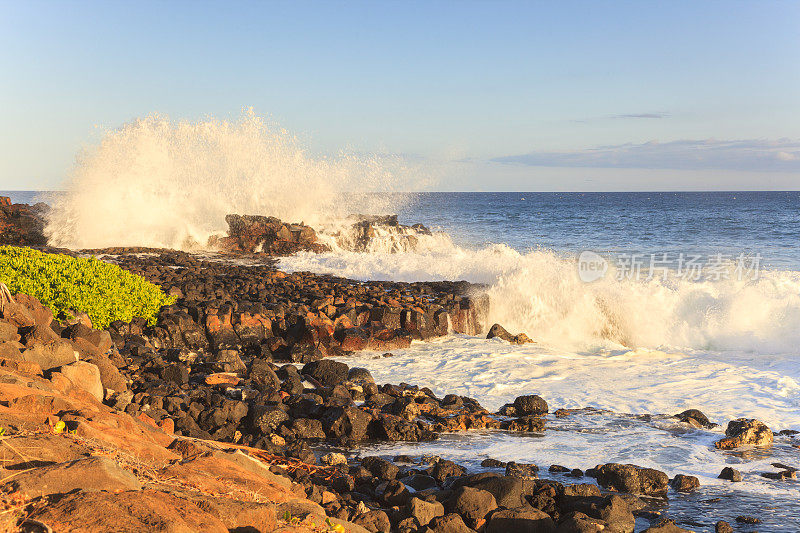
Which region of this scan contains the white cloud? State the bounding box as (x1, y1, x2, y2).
(492, 139, 800, 172)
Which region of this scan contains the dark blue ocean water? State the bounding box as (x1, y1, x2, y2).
(6, 190, 800, 270)
(398, 191, 800, 270)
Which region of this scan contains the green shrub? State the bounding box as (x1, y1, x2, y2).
(0, 246, 175, 329)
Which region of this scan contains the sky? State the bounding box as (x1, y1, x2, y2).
(1, 0, 799, 191)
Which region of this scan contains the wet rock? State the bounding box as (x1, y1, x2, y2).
(594, 463, 669, 497)
(715, 521, 733, 533)
(761, 469, 796, 480)
(486, 508, 556, 533)
(674, 408, 715, 428)
(670, 474, 700, 492)
(642, 519, 693, 532)
(715, 418, 773, 449)
(512, 394, 548, 416)
(501, 415, 546, 432)
(217, 214, 329, 254)
(505, 461, 539, 479)
(446, 486, 497, 530)
(735, 515, 760, 524)
(481, 458, 506, 468)
(718, 466, 742, 482)
(487, 323, 533, 345)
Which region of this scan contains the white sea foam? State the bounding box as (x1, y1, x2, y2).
(281, 243, 800, 355)
(336, 336, 800, 502)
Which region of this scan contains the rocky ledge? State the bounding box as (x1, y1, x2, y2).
(0, 196, 435, 256)
(0, 196, 48, 246)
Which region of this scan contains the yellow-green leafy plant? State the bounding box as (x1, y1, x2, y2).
(0, 246, 175, 329)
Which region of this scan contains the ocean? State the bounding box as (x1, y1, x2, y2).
(277, 191, 800, 530)
(8, 188, 800, 529)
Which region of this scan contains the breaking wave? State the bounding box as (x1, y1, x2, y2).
(46, 111, 408, 249)
(279, 243, 800, 354)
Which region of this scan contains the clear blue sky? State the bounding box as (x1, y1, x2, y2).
(1, 0, 799, 190)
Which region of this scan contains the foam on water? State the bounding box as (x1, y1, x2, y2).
(333, 336, 800, 523)
(336, 336, 800, 429)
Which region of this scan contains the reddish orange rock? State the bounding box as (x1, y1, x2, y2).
(205, 372, 241, 386)
(137, 412, 159, 430)
(158, 417, 175, 434)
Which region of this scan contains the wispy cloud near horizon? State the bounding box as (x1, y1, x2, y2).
(492, 139, 800, 172)
(571, 112, 670, 123)
(612, 113, 670, 119)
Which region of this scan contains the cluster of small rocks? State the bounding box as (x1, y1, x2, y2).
(273, 450, 719, 533)
(111, 251, 487, 359)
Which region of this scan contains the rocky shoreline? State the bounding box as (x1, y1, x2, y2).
(0, 196, 795, 532)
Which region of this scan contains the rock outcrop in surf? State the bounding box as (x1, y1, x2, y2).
(0, 196, 48, 246)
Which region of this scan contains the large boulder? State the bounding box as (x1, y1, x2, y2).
(21, 340, 77, 371)
(446, 486, 497, 529)
(303, 359, 350, 387)
(715, 419, 773, 449)
(214, 214, 330, 254)
(58, 361, 104, 401)
(670, 474, 700, 492)
(249, 405, 289, 435)
(467, 475, 525, 509)
(558, 495, 634, 533)
(322, 406, 372, 442)
(429, 513, 474, 533)
(594, 464, 669, 497)
(408, 497, 445, 527)
(513, 394, 549, 416)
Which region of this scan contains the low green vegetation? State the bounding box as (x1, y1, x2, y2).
(0, 246, 174, 329)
